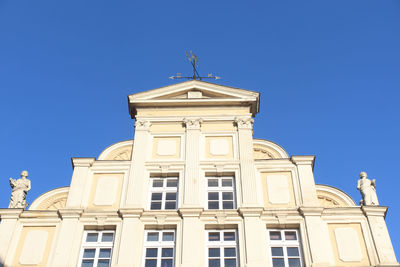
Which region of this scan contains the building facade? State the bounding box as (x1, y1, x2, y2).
(0, 80, 398, 267)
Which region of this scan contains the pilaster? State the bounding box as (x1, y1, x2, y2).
(362, 206, 399, 266)
(0, 209, 23, 265)
(125, 120, 151, 208)
(235, 117, 260, 207)
(66, 158, 95, 208)
(291, 156, 319, 206)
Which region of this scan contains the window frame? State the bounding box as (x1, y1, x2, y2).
(148, 176, 179, 210)
(267, 229, 303, 267)
(206, 176, 236, 210)
(142, 229, 176, 267)
(78, 230, 115, 267)
(205, 229, 240, 267)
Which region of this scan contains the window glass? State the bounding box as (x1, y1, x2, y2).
(207, 176, 236, 210)
(206, 230, 239, 267)
(150, 177, 178, 210)
(79, 231, 114, 267)
(268, 229, 303, 267)
(143, 230, 175, 267)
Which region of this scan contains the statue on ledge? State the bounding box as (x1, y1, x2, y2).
(8, 170, 31, 209)
(357, 171, 379, 206)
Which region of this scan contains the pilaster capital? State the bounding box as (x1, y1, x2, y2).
(118, 208, 144, 218)
(0, 208, 23, 219)
(362, 205, 388, 217)
(238, 207, 263, 217)
(234, 117, 254, 130)
(183, 118, 203, 130)
(134, 120, 151, 131)
(291, 155, 315, 168)
(178, 207, 203, 217)
(299, 206, 324, 216)
(58, 208, 84, 219)
(71, 157, 96, 168)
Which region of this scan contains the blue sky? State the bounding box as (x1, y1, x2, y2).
(1, 0, 399, 257)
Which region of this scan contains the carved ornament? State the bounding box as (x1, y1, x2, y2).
(234, 117, 254, 130)
(183, 118, 203, 130)
(134, 120, 151, 130)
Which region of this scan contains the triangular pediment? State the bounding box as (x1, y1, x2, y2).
(128, 80, 260, 118)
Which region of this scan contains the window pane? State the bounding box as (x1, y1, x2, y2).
(82, 259, 94, 267)
(285, 231, 297, 241)
(147, 232, 159, 241)
(162, 232, 174, 241)
(151, 193, 162, 200)
(271, 247, 284, 256)
(287, 247, 299, 256)
(222, 179, 233, 187)
(86, 233, 98, 242)
(209, 259, 220, 267)
(99, 248, 111, 258)
(161, 259, 173, 267)
(223, 201, 234, 209)
(151, 202, 162, 210)
(145, 259, 157, 267)
(224, 247, 236, 257)
(209, 248, 220, 257)
(166, 193, 177, 200)
(209, 232, 220, 241)
(272, 258, 285, 267)
(288, 258, 301, 267)
(224, 259, 236, 267)
(165, 201, 176, 209)
(97, 259, 110, 267)
(167, 179, 178, 187)
(222, 192, 233, 200)
(146, 248, 158, 257)
(269, 231, 282, 240)
(208, 179, 218, 187)
(101, 233, 114, 242)
(208, 201, 219, 209)
(208, 192, 219, 200)
(224, 232, 235, 241)
(83, 249, 96, 258)
(162, 248, 174, 257)
(153, 180, 163, 187)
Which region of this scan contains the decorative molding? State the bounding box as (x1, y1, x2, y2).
(253, 147, 275, 159)
(234, 117, 254, 130)
(318, 195, 340, 207)
(134, 120, 151, 130)
(113, 150, 131, 160)
(183, 118, 203, 130)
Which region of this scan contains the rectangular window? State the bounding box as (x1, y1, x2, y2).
(267, 229, 303, 267)
(79, 230, 115, 267)
(206, 230, 239, 267)
(143, 230, 175, 267)
(149, 177, 178, 210)
(207, 176, 236, 210)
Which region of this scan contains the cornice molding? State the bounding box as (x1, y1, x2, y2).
(71, 157, 96, 168)
(362, 206, 388, 217)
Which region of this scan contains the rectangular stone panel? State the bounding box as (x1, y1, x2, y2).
(266, 174, 290, 204)
(334, 227, 362, 262)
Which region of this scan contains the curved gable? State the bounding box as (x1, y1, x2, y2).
(253, 139, 289, 159)
(98, 140, 133, 160)
(316, 184, 356, 207)
(29, 187, 69, 210)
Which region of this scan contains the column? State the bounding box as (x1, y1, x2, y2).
(299, 207, 335, 266)
(66, 158, 95, 208)
(362, 206, 399, 266)
(291, 156, 319, 206)
(179, 208, 204, 267)
(239, 208, 268, 267)
(50, 209, 83, 267)
(0, 209, 22, 266)
(125, 120, 151, 208)
(116, 209, 144, 267)
(235, 117, 260, 206)
(182, 118, 202, 207)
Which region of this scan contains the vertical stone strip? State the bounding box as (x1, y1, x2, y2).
(291, 156, 319, 206)
(235, 117, 259, 206)
(0, 209, 22, 265)
(66, 158, 95, 208)
(182, 118, 202, 207)
(125, 120, 151, 208)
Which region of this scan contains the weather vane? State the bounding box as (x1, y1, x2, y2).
(169, 51, 221, 81)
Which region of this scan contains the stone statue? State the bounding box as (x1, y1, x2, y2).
(8, 170, 31, 209)
(357, 171, 379, 206)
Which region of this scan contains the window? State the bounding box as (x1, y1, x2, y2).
(206, 230, 239, 267)
(143, 230, 175, 267)
(267, 229, 303, 267)
(149, 177, 178, 210)
(207, 176, 236, 210)
(78, 230, 114, 267)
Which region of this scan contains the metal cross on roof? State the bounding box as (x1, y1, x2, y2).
(169, 51, 221, 81)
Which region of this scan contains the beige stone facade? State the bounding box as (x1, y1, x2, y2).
(0, 80, 398, 267)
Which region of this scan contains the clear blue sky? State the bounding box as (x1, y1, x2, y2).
(1, 0, 399, 257)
